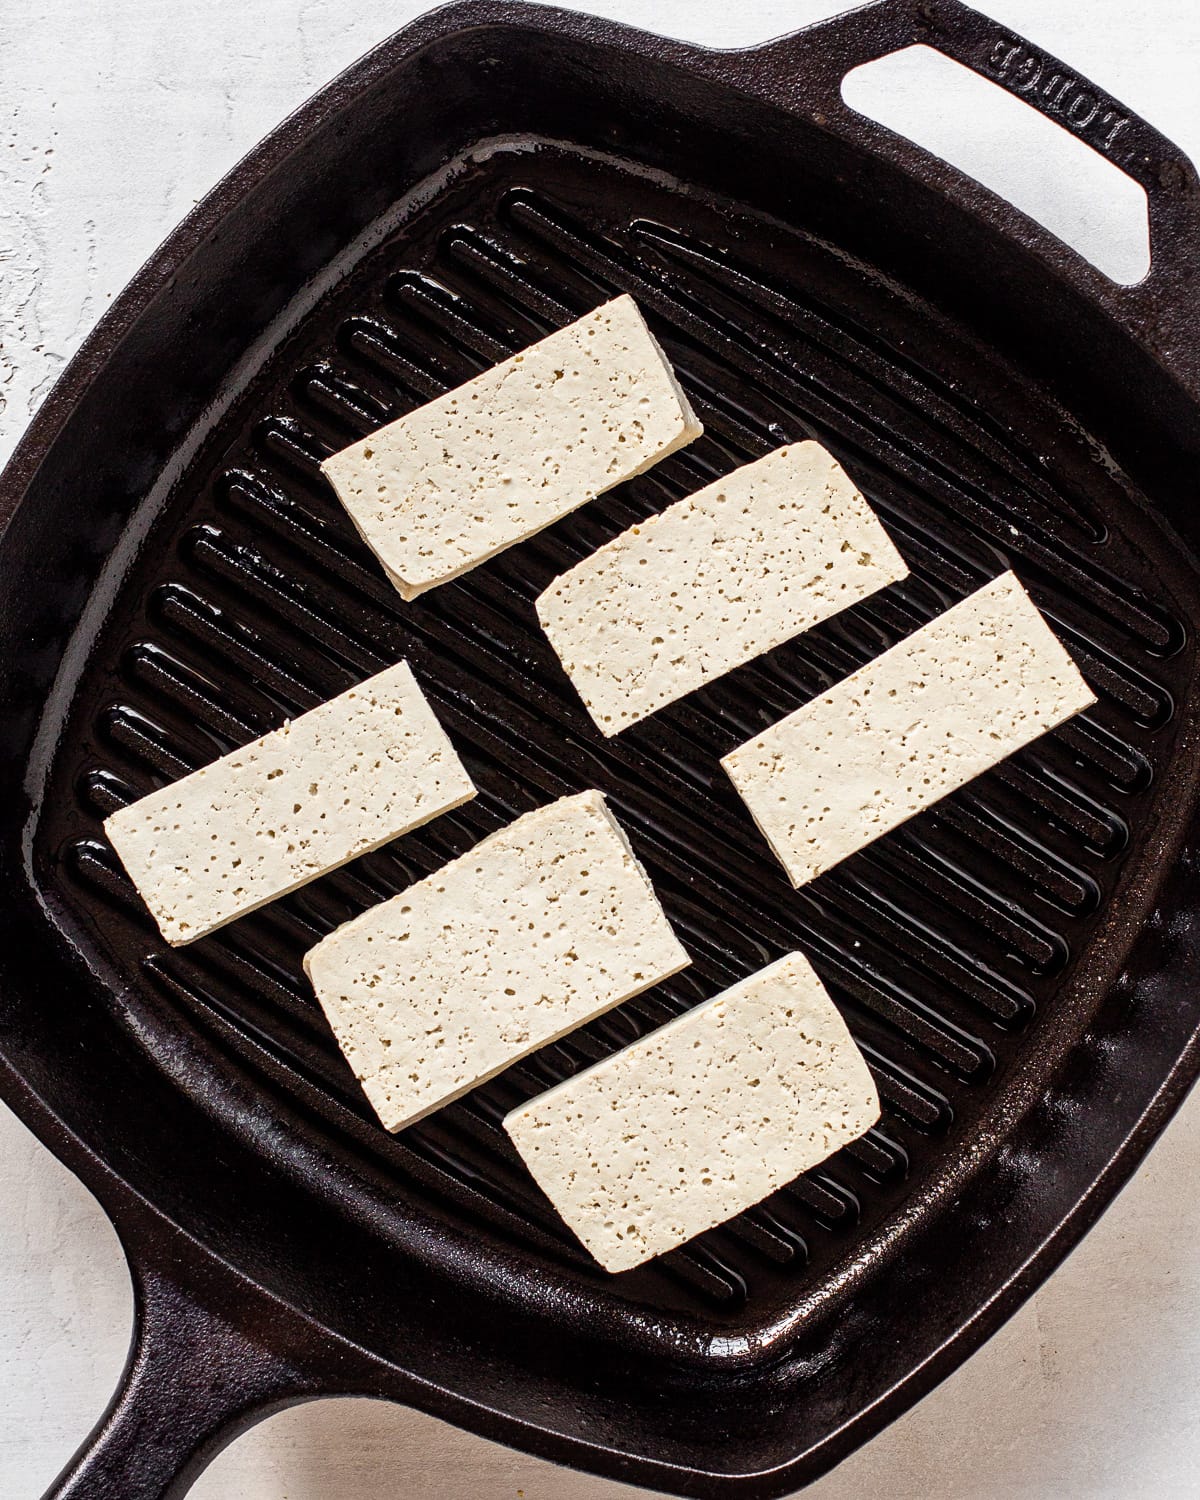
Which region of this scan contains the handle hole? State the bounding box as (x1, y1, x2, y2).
(841, 45, 1150, 285)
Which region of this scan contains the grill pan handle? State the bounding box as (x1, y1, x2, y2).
(39, 1208, 337, 1500)
(714, 0, 1200, 368)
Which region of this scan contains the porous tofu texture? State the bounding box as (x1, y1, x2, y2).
(104, 661, 475, 945)
(320, 294, 702, 600)
(722, 570, 1096, 887)
(303, 790, 690, 1132)
(537, 442, 907, 733)
(505, 951, 879, 1272)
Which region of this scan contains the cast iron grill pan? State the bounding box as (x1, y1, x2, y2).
(4, 3, 1200, 1496)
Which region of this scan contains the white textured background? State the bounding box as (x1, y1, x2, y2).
(3, 2, 1200, 1495)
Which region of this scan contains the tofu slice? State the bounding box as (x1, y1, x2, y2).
(320, 295, 702, 600)
(104, 662, 475, 945)
(536, 442, 907, 734)
(303, 790, 690, 1132)
(504, 951, 879, 1272)
(722, 571, 1096, 888)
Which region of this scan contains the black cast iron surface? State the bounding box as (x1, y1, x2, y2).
(3, 2, 1200, 1496)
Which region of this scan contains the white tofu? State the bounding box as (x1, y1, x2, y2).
(536, 442, 907, 734)
(303, 790, 691, 1133)
(320, 295, 702, 600)
(104, 662, 475, 946)
(722, 571, 1096, 888)
(504, 951, 879, 1272)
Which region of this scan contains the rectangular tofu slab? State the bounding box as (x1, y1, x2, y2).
(303, 790, 691, 1132)
(104, 662, 475, 946)
(536, 442, 907, 733)
(505, 951, 879, 1272)
(320, 295, 702, 600)
(722, 570, 1096, 888)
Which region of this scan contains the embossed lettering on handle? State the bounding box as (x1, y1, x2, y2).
(983, 35, 1129, 153)
(841, 42, 1151, 283)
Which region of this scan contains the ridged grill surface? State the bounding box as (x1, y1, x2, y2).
(39, 141, 1195, 1327)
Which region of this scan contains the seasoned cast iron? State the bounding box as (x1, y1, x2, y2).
(3, 1, 1200, 1495)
